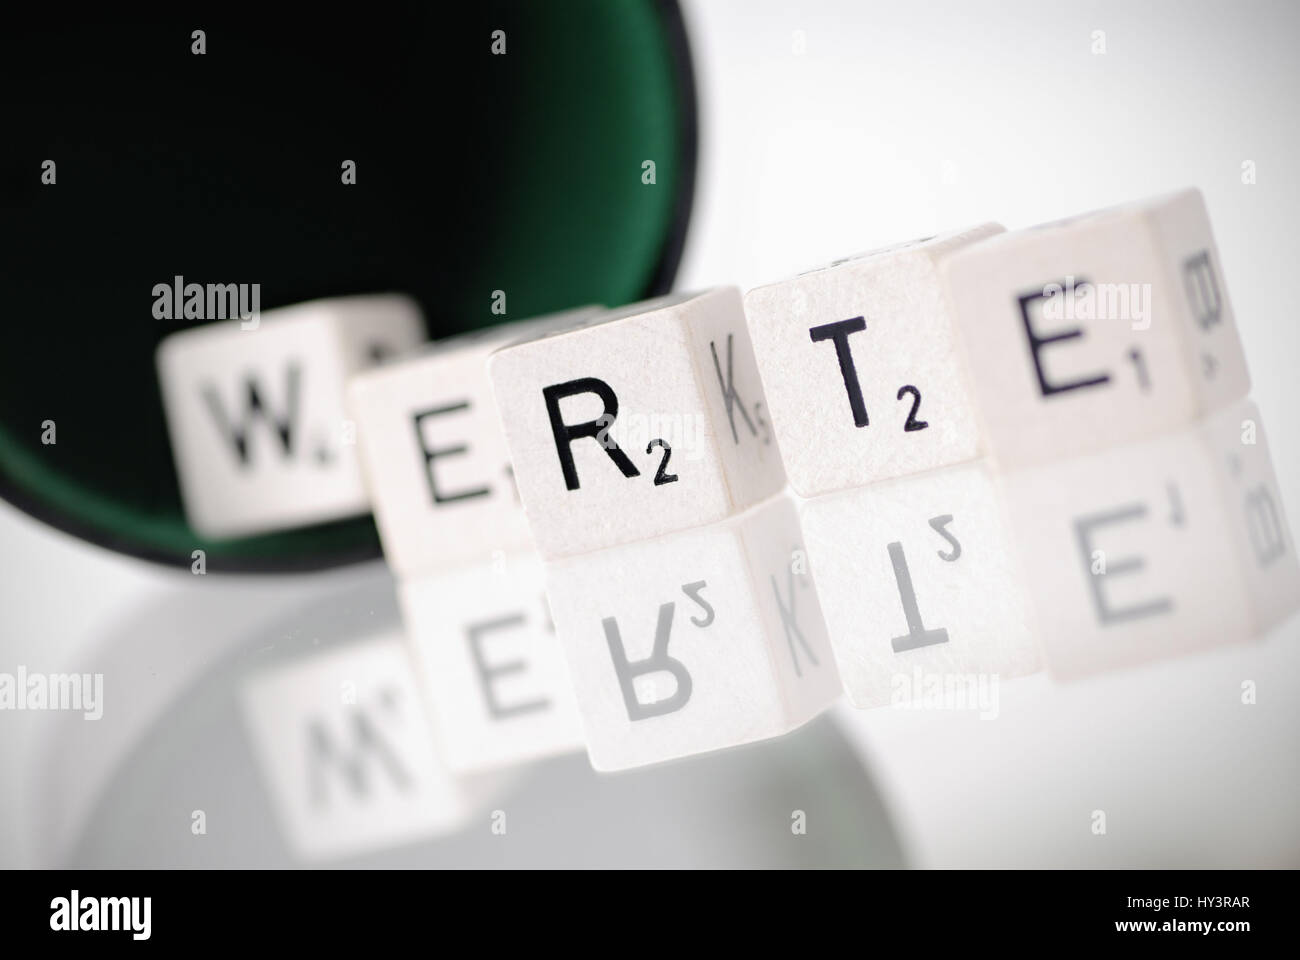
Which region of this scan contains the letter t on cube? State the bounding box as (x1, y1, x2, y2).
(743, 226, 1002, 497)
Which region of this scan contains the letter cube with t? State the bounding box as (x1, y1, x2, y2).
(743, 225, 1003, 497)
(943, 189, 1250, 468)
(488, 289, 785, 558)
(1001, 398, 1296, 679)
(347, 307, 602, 577)
(156, 295, 424, 538)
(239, 633, 497, 861)
(799, 460, 1042, 708)
(544, 495, 841, 771)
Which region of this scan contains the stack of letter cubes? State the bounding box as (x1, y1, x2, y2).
(156, 189, 1299, 858)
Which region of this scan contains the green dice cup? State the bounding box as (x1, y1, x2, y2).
(0, 2, 696, 572)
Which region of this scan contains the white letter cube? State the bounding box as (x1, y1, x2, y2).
(1199, 400, 1300, 635)
(399, 551, 585, 773)
(1002, 411, 1257, 679)
(239, 633, 492, 861)
(157, 295, 424, 538)
(544, 495, 840, 771)
(488, 289, 786, 558)
(799, 460, 1041, 708)
(943, 189, 1249, 468)
(348, 307, 601, 577)
(744, 225, 1003, 497)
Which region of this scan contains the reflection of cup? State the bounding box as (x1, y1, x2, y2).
(27, 564, 903, 868)
(24, 563, 380, 867)
(0, 2, 697, 572)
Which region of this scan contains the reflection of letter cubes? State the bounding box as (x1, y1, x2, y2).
(348, 307, 601, 577)
(799, 461, 1041, 708)
(488, 289, 785, 558)
(943, 189, 1250, 468)
(743, 225, 1003, 496)
(544, 496, 840, 771)
(1199, 401, 1300, 634)
(398, 552, 584, 772)
(156, 295, 424, 538)
(1000, 400, 1298, 679)
(239, 634, 493, 861)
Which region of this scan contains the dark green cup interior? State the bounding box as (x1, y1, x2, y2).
(0, 2, 695, 571)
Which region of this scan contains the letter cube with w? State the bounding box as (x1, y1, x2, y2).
(544, 496, 841, 770)
(488, 289, 785, 558)
(239, 633, 494, 860)
(156, 295, 424, 538)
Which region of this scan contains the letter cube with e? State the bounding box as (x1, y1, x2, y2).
(544, 495, 841, 771)
(156, 295, 424, 538)
(943, 189, 1250, 468)
(999, 401, 1296, 679)
(348, 307, 602, 577)
(399, 552, 584, 772)
(799, 461, 1042, 709)
(743, 225, 1003, 497)
(239, 633, 495, 861)
(488, 289, 785, 558)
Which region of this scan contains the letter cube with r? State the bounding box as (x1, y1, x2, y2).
(489, 289, 784, 558)
(544, 496, 840, 770)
